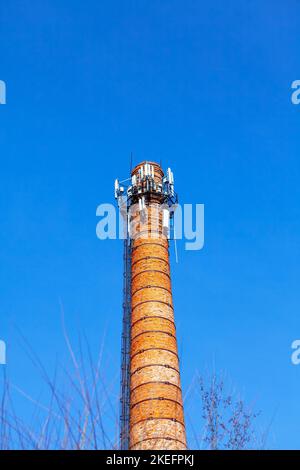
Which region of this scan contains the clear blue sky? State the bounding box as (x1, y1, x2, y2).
(1, 0, 300, 449)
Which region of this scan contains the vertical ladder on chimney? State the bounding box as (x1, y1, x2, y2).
(119, 238, 132, 450)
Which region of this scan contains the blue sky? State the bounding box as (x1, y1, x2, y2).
(0, 0, 300, 449)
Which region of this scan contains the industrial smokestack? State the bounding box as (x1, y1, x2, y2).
(116, 161, 187, 450)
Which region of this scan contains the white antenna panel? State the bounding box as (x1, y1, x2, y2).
(114, 179, 119, 198)
(167, 168, 172, 183)
(127, 214, 131, 237)
(170, 170, 174, 185)
(163, 209, 170, 228)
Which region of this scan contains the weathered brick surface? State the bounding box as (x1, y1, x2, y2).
(131, 399, 185, 424)
(132, 317, 175, 338)
(132, 302, 174, 323)
(131, 349, 179, 373)
(129, 162, 187, 450)
(132, 244, 169, 265)
(130, 419, 186, 448)
(132, 258, 170, 278)
(132, 271, 171, 292)
(131, 439, 186, 450)
(131, 364, 180, 389)
(132, 287, 172, 305)
(131, 382, 183, 405)
(131, 332, 178, 357)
